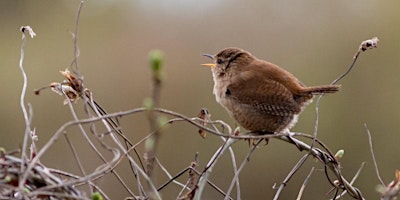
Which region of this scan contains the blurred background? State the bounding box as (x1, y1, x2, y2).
(1, 0, 399, 199)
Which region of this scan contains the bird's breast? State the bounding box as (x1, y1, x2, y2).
(212, 80, 225, 104)
(212, 75, 231, 108)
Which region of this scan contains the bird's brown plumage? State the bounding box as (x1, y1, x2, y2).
(204, 47, 340, 133)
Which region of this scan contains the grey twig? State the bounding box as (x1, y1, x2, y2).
(274, 154, 309, 200)
(225, 139, 263, 200)
(17, 25, 36, 191)
(296, 167, 315, 200)
(333, 162, 366, 199)
(364, 123, 385, 186)
(71, 1, 84, 74)
(313, 37, 379, 142)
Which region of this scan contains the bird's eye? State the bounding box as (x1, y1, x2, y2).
(216, 59, 222, 64)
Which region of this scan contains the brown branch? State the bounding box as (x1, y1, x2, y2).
(144, 50, 164, 181)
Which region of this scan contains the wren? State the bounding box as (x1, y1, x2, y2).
(202, 47, 340, 133)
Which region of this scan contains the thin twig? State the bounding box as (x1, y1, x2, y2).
(299, 37, 378, 200)
(204, 108, 240, 198)
(63, 134, 87, 181)
(65, 3, 147, 195)
(85, 95, 144, 197)
(24, 94, 113, 195)
(350, 162, 366, 185)
(155, 157, 189, 190)
(333, 162, 366, 200)
(296, 167, 315, 200)
(157, 167, 192, 192)
(194, 137, 238, 200)
(225, 139, 263, 200)
(49, 169, 110, 200)
(87, 94, 146, 192)
(364, 123, 385, 186)
(15, 103, 365, 199)
(312, 37, 379, 157)
(71, 1, 84, 74)
(226, 139, 240, 199)
(313, 37, 378, 143)
(274, 154, 309, 200)
(31, 148, 121, 197)
(18, 25, 35, 191)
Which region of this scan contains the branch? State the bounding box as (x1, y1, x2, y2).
(313, 37, 379, 141)
(364, 123, 385, 186)
(17, 25, 36, 191)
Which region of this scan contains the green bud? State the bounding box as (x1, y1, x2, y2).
(91, 192, 103, 200)
(334, 149, 344, 160)
(375, 184, 385, 194)
(233, 126, 241, 135)
(148, 50, 164, 81)
(157, 116, 169, 128)
(145, 137, 155, 149)
(143, 98, 154, 110)
(0, 147, 5, 155)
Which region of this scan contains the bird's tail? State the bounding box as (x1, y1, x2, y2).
(300, 85, 340, 95)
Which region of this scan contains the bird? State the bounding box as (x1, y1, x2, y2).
(202, 47, 340, 134)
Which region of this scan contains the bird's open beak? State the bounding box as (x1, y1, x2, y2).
(201, 63, 216, 67)
(201, 54, 215, 67)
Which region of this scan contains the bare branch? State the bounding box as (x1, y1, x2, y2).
(313, 37, 379, 141)
(274, 154, 309, 200)
(70, 1, 84, 74)
(364, 123, 385, 186)
(296, 167, 315, 200)
(225, 139, 263, 200)
(17, 25, 36, 191)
